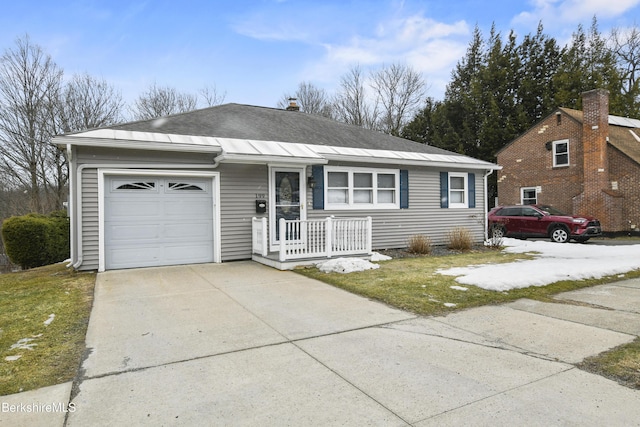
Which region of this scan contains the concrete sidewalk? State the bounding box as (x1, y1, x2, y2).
(2, 263, 639, 426)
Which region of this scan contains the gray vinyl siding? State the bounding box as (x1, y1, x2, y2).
(73, 144, 487, 269)
(307, 165, 486, 249)
(218, 163, 268, 261)
(74, 146, 223, 270)
(80, 168, 99, 270)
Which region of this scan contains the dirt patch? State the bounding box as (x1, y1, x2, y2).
(377, 245, 492, 259)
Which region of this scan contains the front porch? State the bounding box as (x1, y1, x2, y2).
(251, 216, 373, 270)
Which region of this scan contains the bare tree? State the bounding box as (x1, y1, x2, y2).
(0, 35, 63, 212)
(610, 24, 640, 114)
(333, 65, 379, 129)
(199, 84, 227, 107)
(132, 82, 199, 120)
(278, 81, 333, 117)
(370, 63, 426, 136)
(58, 73, 124, 133)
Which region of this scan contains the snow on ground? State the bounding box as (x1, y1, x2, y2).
(370, 252, 392, 262)
(318, 257, 380, 274)
(437, 238, 640, 291)
(43, 313, 55, 326)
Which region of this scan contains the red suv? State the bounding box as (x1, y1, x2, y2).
(488, 204, 602, 243)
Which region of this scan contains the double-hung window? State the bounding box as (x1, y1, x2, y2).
(448, 173, 467, 208)
(521, 187, 538, 205)
(440, 172, 475, 209)
(553, 139, 569, 167)
(325, 167, 399, 209)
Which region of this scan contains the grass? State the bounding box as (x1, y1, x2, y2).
(297, 248, 640, 389)
(578, 338, 640, 389)
(298, 249, 640, 316)
(1, 250, 638, 395)
(0, 263, 95, 396)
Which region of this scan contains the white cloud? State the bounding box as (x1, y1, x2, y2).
(513, 0, 640, 29)
(306, 14, 470, 99)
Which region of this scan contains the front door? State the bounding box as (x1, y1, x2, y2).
(270, 168, 305, 248)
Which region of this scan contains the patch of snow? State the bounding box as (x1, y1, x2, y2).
(318, 258, 380, 274)
(437, 238, 640, 292)
(450, 286, 468, 291)
(370, 252, 392, 262)
(444, 303, 457, 308)
(10, 338, 38, 351)
(5, 355, 22, 361)
(44, 313, 55, 326)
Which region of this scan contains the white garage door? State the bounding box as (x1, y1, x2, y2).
(104, 176, 214, 270)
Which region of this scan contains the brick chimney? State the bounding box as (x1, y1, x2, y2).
(286, 97, 300, 111)
(577, 89, 612, 227)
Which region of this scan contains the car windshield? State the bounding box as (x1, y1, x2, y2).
(536, 205, 567, 216)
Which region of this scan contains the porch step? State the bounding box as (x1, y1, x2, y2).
(252, 253, 372, 271)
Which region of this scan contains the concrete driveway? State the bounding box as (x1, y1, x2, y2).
(10, 261, 640, 426)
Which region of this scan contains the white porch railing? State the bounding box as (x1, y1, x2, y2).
(252, 216, 373, 262)
(251, 217, 268, 257)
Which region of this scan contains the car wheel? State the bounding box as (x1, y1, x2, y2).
(550, 226, 569, 243)
(490, 225, 506, 239)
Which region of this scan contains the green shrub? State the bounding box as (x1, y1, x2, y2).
(47, 211, 70, 263)
(1, 212, 70, 269)
(407, 234, 432, 254)
(447, 227, 473, 252)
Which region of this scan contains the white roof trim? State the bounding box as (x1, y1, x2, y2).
(609, 115, 640, 128)
(312, 145, 498, 169)
(71, 129, 224, 147)
(57, 129, 499, 170)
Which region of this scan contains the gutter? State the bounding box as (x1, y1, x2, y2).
(483, 169, 494, 241)
(320, 153, 501, 171)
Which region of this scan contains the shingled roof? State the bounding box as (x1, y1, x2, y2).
(103, 103, 459, 156)
(559, 107, 640, 165)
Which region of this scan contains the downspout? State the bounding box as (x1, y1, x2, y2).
(66, 145, 76, 268)
(70, 162, 222, 270)
(212, 154, 224, 168)
(483, 169, 494, 241)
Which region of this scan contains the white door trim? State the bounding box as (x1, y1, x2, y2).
(98, 168, 221, 272)
(268, 166, 306, 251)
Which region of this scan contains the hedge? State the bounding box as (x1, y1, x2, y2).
(1, 211, 70, 269)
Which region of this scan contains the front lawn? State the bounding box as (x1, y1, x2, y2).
(0, 263, 95, 396)
(297, 249, 640, 316)
(297, 248, 640, 389)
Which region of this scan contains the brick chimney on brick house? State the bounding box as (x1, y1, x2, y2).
(575, 88, 621, 230)
(582, 89, 609, 194)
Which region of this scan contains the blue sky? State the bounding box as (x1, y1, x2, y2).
(1, 0, 639, 109)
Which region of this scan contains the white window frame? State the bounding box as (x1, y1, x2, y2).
(324, 166, 400, 210)
(448, 172, 468, 209)
(520, 187, 538, 205)
(553, 139, 569, 167)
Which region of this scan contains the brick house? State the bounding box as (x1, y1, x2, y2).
(496, 89, 640, 233)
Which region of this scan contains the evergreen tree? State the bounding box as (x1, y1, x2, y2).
(402, 16, 639, 194)
(516, 22, 561, 123)
(554, 18, 623, 112)
(442, 25, 485, 159)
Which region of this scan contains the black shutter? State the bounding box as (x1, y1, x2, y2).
(440, 172, 448, 208)
(400, 170, 409, 209)
(468, 173, 476, 208)
(312, 165, 324, 209)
